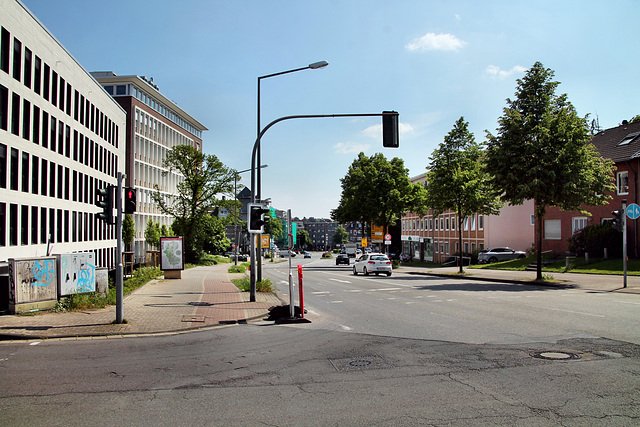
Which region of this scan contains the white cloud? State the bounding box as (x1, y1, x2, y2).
(405, 33, 467, 52)
(334, 142, 371, 154)
(485, 65, 527, 79)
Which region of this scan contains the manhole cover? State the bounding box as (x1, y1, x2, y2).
(329, 355, 394, 372)
(530, 351, 581, 360)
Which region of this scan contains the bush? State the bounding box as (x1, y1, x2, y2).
(232, 277, 273, 293)
(568, 223, 622, 258)
(228, 263, 248, 273)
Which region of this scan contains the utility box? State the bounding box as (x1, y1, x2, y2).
(8, 257, 58, 313)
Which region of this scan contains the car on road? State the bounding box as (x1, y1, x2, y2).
(336, 254, 350, 265)
(478, 247, 526, 264)
(279, 249, 296, 258)
(303, 251, 311, 258)
(353, 253, 392, 276)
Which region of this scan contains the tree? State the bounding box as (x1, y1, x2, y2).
(333, 225, 349, 246)
(264, 215, 283, 242)
(425, 117, 502, 273)
(485, 62, 615, 280)
(151, 145, 235, 263)
(144, 219, 161, 249)
(200, 215, 230, 255)
(628, 115, 640, 124)
(123, 214, 135, 252)
(332, 152, 424, 252)
(297, 229, 311, 249)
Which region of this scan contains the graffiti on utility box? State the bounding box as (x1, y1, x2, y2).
(59, 253, 96, 296)
(8, 257, 58, 304)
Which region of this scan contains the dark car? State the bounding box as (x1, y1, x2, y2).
(336, 254, 350, 265)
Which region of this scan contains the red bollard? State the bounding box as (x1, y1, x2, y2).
(297, 264, 304, 318)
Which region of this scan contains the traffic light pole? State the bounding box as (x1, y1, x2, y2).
(115, 172, 124, 323)
(623, 199, 627, 288)
(249, 111, 399, 299)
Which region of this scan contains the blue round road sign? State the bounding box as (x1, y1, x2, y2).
(627, 203, 640, 220)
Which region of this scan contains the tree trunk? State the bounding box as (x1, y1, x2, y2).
(458, 214, 464, 274)
(536, 214, 543, 281)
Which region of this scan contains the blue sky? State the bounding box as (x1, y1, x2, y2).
(22, 0, 640, 219)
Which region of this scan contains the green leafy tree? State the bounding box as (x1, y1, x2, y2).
(151, 145, 235, 263)
(200, 214, 231, 254)
(123, 214, 135, 251)
(264, 215, 283, 242)
(144, 219, 161, 249)
(425, 117, 502, 273)
(486, 62, 615, 280)
(333, 153, 424, 252)
(160, 224, 173, 237)
(297, 229, 311, 249)
(628, 115, 640, 124)
(333, 225, 349, 246)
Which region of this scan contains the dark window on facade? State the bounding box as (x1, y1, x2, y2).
(10, 147, 18, 190)
(57, 120, 64, 154)
(0, 202, 5, 246)
(32, 105, 39, 144)
(40, 158, 47, 195)
(40, 206, 46, 243)
(116, 85, 126, 95)
(73, 130, 78, 161)
(0, 83, 7, 130)
(57, 209, 62, 243)
(0, 27, 9, 73)
(43, 63, 50, 101)
(50, 115, 56, 152)
(31, 206, 38, 244)
(65, 124, 70, 157)
(49, 161, 55, 197)
(57, 164, 63, 199)
(12, 38, 21, 81)
(10, 203, 18, 245)
(64, 167, 69, 200)
(31, 155, 38, 194)
(80, 94, 85, 124)
(21, 151, 28, 192)
(64, 210, 69, 242)
(41, 111, 48, 148)
(72, 211, 77, 242)
(49, 208, 55, 244)
(73, 90, 79, 121)
(22, 98, 30, 140)
(104, 85, 114, 95)
(58, 77, 65, 111)
(51, 71, 57, 106)
(34, 56, 41, 94)
(66, 83, 71, 115)
(72, 170, 77, 202)
(0, 142, 6, 188)
(23, 47, 31, 89)
(11, 92, 19, 135)
(21, 205, 28, 245)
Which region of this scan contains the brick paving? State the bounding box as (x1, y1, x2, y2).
(0, 263, 282, 340)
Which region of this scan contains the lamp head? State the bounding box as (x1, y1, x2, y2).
(309, 60, 329, 69)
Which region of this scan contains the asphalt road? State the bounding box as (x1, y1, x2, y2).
(265, 254, 640, 346)
(1, 253, 638, 425)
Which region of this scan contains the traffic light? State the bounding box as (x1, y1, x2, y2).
(611, 209, 624, 232)
(96, 185, 114, 224)
(124, 187, 137, 214)
(382, 111, 399, 148)
(248, 203, 270, 234)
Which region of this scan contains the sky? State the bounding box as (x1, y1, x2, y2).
(21, 0, 640, 219)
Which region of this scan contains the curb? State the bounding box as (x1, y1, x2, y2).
(405, 270, 576, 288)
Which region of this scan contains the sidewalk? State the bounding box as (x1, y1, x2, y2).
(0, 263, 283, 340)
(402, 265, 640, 294)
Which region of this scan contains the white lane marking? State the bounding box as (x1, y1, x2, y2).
(312, 291, 331, 295)
(529, 305, 606, 318)
(374, 288, 401, 292)
(30, 342, 41, 346)
(331, 301, 344, 303)
(329, 278, 351, 284)
(340, 325, 352, 331)
(345, 289, 362, 293)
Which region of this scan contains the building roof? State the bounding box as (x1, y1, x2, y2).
(591, 121, 640, 162)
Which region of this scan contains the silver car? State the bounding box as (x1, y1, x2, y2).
(478, 247, 526, 264)
(353, 253, 392, 276)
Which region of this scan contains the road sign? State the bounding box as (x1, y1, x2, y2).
(627, 203, 640, 220)
(384, 234, 391, 241)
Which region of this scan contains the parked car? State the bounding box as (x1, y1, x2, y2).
(336, 254, 350, 265)
(303, 251, 311, 258)
(353, 253, 392, 276)
(478, 247, 526, 264)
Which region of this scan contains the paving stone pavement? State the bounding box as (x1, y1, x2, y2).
(0, 263, 283, 340)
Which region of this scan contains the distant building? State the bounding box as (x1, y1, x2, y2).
(1, 0, 126, 268)
(91, 72, 207, 261)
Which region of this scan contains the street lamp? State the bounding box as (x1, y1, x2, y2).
(234, 164, 268, 265)
(253, 60, 329, 286)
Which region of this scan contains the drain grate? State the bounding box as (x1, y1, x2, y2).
(329, 355, 394, 372)
(530, 351, 581, 360)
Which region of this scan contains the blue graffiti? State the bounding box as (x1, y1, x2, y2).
(32, 259, 56, 287)
(76, 263, 95, 293)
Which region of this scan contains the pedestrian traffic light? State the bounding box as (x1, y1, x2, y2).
(96, 185, 114, 224)
(611, 209, 623, 232)
(248, 203, 270, 234)
(382, 111, 399, 148)
(124, 187, 137, 214)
